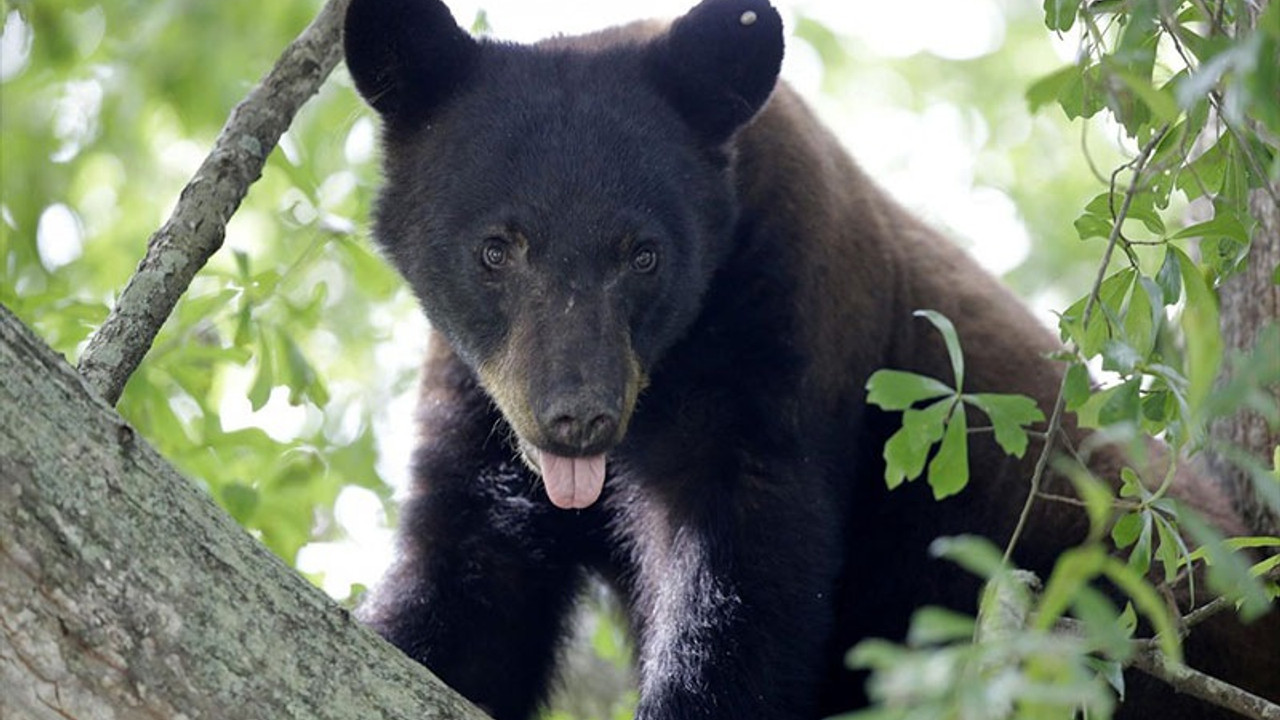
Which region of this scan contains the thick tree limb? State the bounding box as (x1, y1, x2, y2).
(76, 0, 352, 406)
(0, 304, 488, 720)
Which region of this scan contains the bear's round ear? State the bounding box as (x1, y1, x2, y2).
(647, 0, 784, 145)
(344, 0, 478, 125)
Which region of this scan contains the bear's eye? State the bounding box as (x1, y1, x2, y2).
(630, 246, 659, 274)
(480, 238, 510, 270)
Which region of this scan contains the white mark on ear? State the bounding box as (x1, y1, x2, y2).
(739, 10, 758, 26)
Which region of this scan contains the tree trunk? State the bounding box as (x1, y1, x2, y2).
(0, 304, 489, 720)
(1210, 181, 1280, 537)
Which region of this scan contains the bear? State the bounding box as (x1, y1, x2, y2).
(341, 0, 1280, 718)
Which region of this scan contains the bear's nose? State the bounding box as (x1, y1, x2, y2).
(539, 400, 620, 454)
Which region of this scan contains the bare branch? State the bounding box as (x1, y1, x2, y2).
(76, 0, 352, 405)
(1130, 643, 1280, 720)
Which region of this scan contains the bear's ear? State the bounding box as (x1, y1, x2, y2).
(647, 0, 784, 144)
(344, 0, 478, 125)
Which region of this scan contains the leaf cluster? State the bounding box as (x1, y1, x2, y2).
(867, 311, 1046, 500)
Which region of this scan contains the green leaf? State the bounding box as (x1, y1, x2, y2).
(1180, 512, 1274, 621)
(1124, 277, 1157, 356)
(882, 429, 920, 491)
(1056, 62, 1109, 120)
(1119, 467, 1147, 500)
(1100, 338, 1143, 375)
(1103, 556, 1183, 662)
(1061, 269, 1137, 358)
(866, 369, 955, 411)
(926, 404, 969, 499)
(1073, 585, 1132, 660)
(1156, 247, 1183, 305)
(930, 534, 1009, 580)
(248, 335, 275, 412)
(964, 393, 1045, 458)
(1178, 133, 1230, 201)
(1152, 514, 1184, 584)
(1068, 468, 1116, 542)
(1098, 377, 1141, 426)
(1118, 602, 1139, 636)
(1100, 268, 1136, 313)
(1129, 512, 1154, 577)
(1035, 545, 1107, 630)
(1172, 247, 1222, 419)
(883, 399, 951, 489)
(1112, 512, 1142, 548)
(1043, 0, 1078, 31)
(1140, 389, 1175, 427)
(1074, 212, 1112, 241)
(220, 482, 259, 524)
(1171, 212, 1250, 243)
(1112, 69, 1181, 125)
(845, 638, 907, 671)
(1177, 37, 1260, 110)
(914, 310, 964, 391)
(1027, 64, 1080, 112)
(277, 330, 329, 406)
(1064, 362, 1092, 411)
(906, 607, 976, 646)
(1089, 656, 1128, 697)
(1080, 189, 1165, 236)
(233, 249, 251, 279)
(1199, 208, 1252, 280)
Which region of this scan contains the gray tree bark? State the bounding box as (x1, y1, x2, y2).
(1213, 183, 1280, 536)
(0, 303, 488, 720)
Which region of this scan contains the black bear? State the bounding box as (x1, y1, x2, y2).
(342, 0, 1279, 717)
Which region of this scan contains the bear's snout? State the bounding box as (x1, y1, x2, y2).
(536, 394, 622, 456)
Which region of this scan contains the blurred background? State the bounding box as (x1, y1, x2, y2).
(0, 1, 1139, 715)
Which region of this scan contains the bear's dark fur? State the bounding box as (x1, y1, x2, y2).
(343, 0, 1280, 717)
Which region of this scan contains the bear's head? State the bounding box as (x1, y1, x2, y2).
(345, 0, 784, 508)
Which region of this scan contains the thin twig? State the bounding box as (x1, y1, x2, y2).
(1002, 125, 1170, 565)
(1181, 566, 1280, 631)
(1034, 490, 1143, 512)
(76, 0, 352, 405)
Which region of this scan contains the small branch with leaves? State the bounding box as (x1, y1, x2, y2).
(76, 0, 352, 405)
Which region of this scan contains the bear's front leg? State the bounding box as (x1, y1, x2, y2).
(611, 467, 844, 720)
(360, 454, 591, 720)
(361, 458, 587, 720)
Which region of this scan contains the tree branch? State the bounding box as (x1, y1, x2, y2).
(1, 303, 489, 720)
(76, 0, 352, 405)
(1130, 642, 1280, 720)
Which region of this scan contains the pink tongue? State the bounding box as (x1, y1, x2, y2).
(537, 451, 607, 509)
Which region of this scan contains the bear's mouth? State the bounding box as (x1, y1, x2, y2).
(517, 439, 607, 510)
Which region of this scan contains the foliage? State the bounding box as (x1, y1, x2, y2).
(841, 537, 1122, 720)
(854, 0, 1280, 717)
(0, 0, 415, 573)
(867, 310, 1045, 499)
